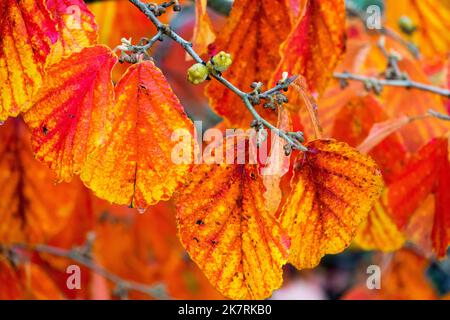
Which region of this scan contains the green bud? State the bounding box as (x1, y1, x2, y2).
(187, 63, 209, 85)
(398, 15, 417, 35)
(207, 51, 233, 73)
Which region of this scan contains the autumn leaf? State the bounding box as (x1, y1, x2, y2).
(205, 0, 292, 127)
(385, 0, 450, 59)
(388, 138, 447, 227)
(88, 0, 160, 81)
(343, 249, 437, 300)
(380, 57, 449, 152)
(81, 60, 194, 210)
(45, 0, 98, 66)
(388, 137, 450, 258)
(273, 0, 346, 96)
(176, 137, 290, 299)
(280, 139, 383, 269)
(0, 119, 82, 244)
(331, 94, 408, 183)
(355, 190, 406, 252)
(191, 0, 216, 58)
(0, 259, 22, 299)
(0, 0, 58, 121)
(0, 259, 63, 300)
(93, 200, 223, 299)
(23, 45, 117, 182)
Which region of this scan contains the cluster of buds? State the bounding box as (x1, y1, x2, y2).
(284, 131, 305, 156)
(187, 51, 233, 85)
(147, 1, 181, 16)
(248, 72, 290, 109)
(250, 119, 268, 147)
(115, 37, 152, 63)
(363, 78, 383, 95)
(385, 52, 408, 81)
(263, 92, 288, 110)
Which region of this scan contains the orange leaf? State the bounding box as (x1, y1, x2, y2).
(343, 249, 437, 300)
(81, 60, 194, 210)
(0, 119, 82, 244)
(45, 0, 98, 65)
(385, 0, 450, 59)
(0, 0, 58, 121)
(388, 137, 450, 258)
(380, 57, 449, 152)
(88, 0, 161, 82)
(23, 45, 117, 182)
(0, 259, 63, 300)
(191, 0, 216, 57)
(0, 259, 22, 299)
(280, 139, 383, 269)
(388, 138, 446, 227)
(331, 94, 408, 183)
(273, 0, 346, 95)
(355, 190, 405, 251)
(205, 0, 292, 127)
(176, 138, 290, 299)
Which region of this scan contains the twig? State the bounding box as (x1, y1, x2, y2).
(9, 243, 169, 300)
(428, 109, 450, 121)
(127, 0, 307, 151)
(334, 72, 450, 98)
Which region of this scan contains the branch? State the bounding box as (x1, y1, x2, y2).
(7, 242, 169, 300)
(127, 0, 307, 152)
(334, 72, 450, 98)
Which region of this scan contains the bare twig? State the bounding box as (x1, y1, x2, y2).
(334, 72, 450, 98)
(8, 243, 168, 300)
(428, 109, 450, 121)
(127, 0, 307, 152)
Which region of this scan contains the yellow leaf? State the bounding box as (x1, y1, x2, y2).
(280, 139, 383, 269)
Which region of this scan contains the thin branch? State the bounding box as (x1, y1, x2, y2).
(127, 0, 307, 151)
(428, 109, 450, 121)
(334, 72, 450, 98)
(9, 243, 169, 300)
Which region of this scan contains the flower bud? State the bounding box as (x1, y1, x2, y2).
(207, 51, 232, 73)
(187, 63, 209, 85)
(398, 15, 416, 35)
